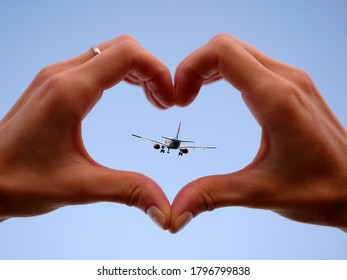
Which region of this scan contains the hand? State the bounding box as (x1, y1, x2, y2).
(0, 35, 174, 229)
(170, 33, 347, 233)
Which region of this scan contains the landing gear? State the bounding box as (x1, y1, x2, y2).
(178, 151, 183, 156)
(160, 146, 165, 153)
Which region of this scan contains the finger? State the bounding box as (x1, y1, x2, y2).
(234, 38, 340, 125)
(124, 74, 166, 108)
(233, 38, 307, 85)
(174, 33, 270, 106)
(65, 36, 174, 113)
(170, 170, 273, 233)
(37, 35, 144, 75)
(3, 36, 145, 121)
(174, 33, 292, 126)
(5, 35, 174, 123)
(65, 165, 171, 230)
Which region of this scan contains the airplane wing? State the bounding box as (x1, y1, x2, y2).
(131, 134, 167, 147)
(179, 146, 217, 150)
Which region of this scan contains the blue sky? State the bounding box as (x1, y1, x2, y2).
(0, 0, 346, 259)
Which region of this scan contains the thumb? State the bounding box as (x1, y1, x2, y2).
(170, 170, 269, 233)
(67, 165, 171, 230)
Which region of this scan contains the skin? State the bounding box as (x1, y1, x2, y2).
(0, 33, 346, 234)
(0, 35, 174, 229)
(170, 33, 347, 233)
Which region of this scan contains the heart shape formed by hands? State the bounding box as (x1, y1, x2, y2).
(0, 34, 346, 232)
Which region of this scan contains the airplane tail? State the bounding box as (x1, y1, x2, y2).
(161, 122, 194, 142)
(176, 122, 181, 139)
(176, 122, 194, 143)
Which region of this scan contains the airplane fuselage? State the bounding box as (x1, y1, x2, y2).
(132, 122, 216, 156)
(165, 138, 181, 149)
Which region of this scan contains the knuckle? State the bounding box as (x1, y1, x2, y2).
(121, 175, 149, 209)
(34, 64, 61, 85)
(272, 79, 304, 117)
(192, 180, 217, 213)
(290, 67, 316, 93)
(295, 68, 314, 85)
(295, 68, 313, 84)
(280, 71, 316, 112)
(39, 72, 74, 110)
(208, 33, 239, 55)
(125, 184, 141, 208)
(115, 34, 141, 55)
(209, 33, 233, 47)
(44, 72, 69, 93)
(48, 73, 93, 116)
(117, 34, 137, 43)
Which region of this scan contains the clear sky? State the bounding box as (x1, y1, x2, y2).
(0, 0, 346, 259)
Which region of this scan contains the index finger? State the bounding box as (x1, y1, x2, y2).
(174, 34, 289, 124)
(65, 35, 175, 115)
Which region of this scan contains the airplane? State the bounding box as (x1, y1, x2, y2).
(131, 122, 216, 156)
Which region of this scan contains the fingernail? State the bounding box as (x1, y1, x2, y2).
(146, 206, 167, 230)
(173, 211, 193, 233)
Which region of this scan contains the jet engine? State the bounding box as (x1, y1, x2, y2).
(153, 143, 160, 149)
(178, 148, 189, 156)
